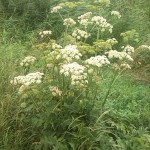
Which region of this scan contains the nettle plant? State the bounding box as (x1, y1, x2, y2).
(10, 3, 150, 150)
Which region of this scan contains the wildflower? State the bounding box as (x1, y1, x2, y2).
(60, 62, 88, 88)
(20, 56, 36, 67)
(85, 55, 110, 67)
(139, 45, 150, 50)
(51, 5, 62, 13)
(111, 11, 121, 19)
(120, 63, 131, 69)
(123, 45, 134, 55)
(48, 45, 82, 64)
(72, 29, 91, 39)
(47, 63, 54, 68)
(49, 86, 62, 96)
(91, 16, 113, 33)
(52, 43, 62, 49)
(39, 30, 52, 38)
(11, 72, 44, 86)
(106, 50, 133, 61)
(78, 12, 92, 27)
(63, 18, 76, 26)
(112, 63, 120, 70)
(106, 38, 118, 45)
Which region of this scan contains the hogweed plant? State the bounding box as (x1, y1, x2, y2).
(9, 3, 150, 150)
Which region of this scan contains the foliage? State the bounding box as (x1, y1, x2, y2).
(0, 0, 150, 150)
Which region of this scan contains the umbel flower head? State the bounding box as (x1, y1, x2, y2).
(138, 45, 150, 50)
(49, 86, 62, 96)
(48, 45, 82, 64)
(78, 12, 92, 27)
(85, 55, 110, 67)
(106, 50, 133, 61)
(63, 18, 76, 26)
(51, 5, 62, 13)
(106, 38, 118, 45)
(111, 11, 121, 19)
(51, 43, 62, 50)
(39, 30, 52, 38)
(122, 45, 134, 55)
(72, 29, 91, 39)
(20, 56, 36, 67)
(60, 62, 88, 88)
(91, 16, 113, 33)
(11, 72, 44, 86)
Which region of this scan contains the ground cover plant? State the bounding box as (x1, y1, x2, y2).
(0, 0, 150, 150)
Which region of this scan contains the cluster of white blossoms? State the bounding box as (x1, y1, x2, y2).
(60, 62, 88, 88)
(39, 30, 52, 38)
(49, 86, 62, 96)
(20, 56, 36, 67)
(106, 38, 118, 45)
(91, 16, 113, 33)
(10, 72, 44, 86)
(72, 29, 91, 39)
(122, 45, 134, 54)
(106, 50, 133, 61)
(112, 63, 131, 70)
(139, 45, 150, 50)
(78, 12, 92, 26)
(51, 5, 62, 13)
(85, 55, 110, 67)
(111, 11, 121, 19)
(55, 45, 82, 63)
(63, 18, 76, 26)
(120, 63, 131, 69)
(51, 43, 62, 50)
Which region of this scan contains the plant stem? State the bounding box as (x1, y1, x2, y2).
(97, 28, 100, 41)
(101, 70, 123, 108)
(58, 11, 64, 21)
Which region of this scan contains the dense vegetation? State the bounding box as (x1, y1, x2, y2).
(0, 0, 150, 150)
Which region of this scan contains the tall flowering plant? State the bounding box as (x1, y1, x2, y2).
(10, 2, 149, 149)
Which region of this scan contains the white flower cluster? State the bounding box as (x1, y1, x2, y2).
(11, 72, 44, 86)
(106, 50, 133, 61)
(85, 55, 110, 67)
(55, 45, 82, 63)
(111, 11, 121, 19)
(72, 29, 91, 39)
(20, 56, 36, 67)
(47, 63, 54, 68)
(91, 16, 113, 33)
(123, 45, 134, 54)
(106, 38, 118, 45)
(49, 86, 62, 96)
(52, 43, 62, 50)
(139, 45, 150, 50)
(78, 12, 92, 26)
(39, 30, 52, 38)
(63, 18, 76, 26)
(120, 63, 131, 69)
(60, 62, 88, 88)
(51, 5, 62, 13)
(112, 63, 131, 70)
